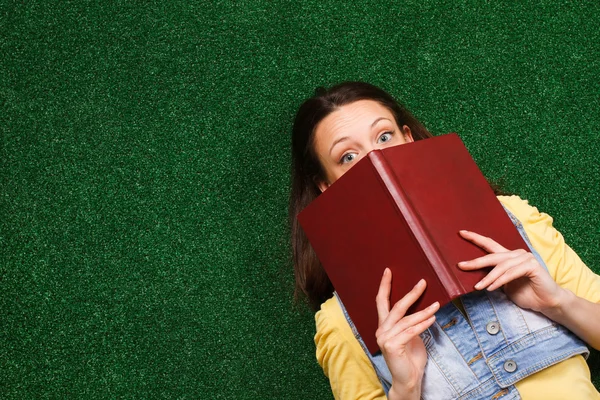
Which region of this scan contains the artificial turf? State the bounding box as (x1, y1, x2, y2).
(2, 1, 599, 398)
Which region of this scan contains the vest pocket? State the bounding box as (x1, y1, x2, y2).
(421, 321, 481, 398)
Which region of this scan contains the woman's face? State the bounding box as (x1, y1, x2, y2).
(313, 99, 414, 192)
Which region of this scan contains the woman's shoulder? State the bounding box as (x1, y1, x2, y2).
(314, 295, 368, 364)
(314, 296, 387, 398)
(315, 296, 354, 343)
(496, 194, 559, 253)
(497, 195, 544, 220)
(314, 297, 361, 369)
(496, 195, 557, 231)
(497, 195, 600, 306)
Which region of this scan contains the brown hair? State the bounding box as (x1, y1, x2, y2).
(289, 82, 434, 311)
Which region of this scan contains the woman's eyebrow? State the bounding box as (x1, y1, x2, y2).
(328, 118, 393, 155)
(371, 117, 391, 128)
(329, 137, 349, 156)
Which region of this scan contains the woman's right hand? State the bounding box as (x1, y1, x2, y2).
(376, 268, 439, 400)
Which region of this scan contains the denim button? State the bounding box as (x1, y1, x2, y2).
(503, 360, 517, 373)
(486, 321, 500, 335)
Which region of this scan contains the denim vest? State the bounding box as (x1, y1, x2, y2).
(337, 208, 589, 400)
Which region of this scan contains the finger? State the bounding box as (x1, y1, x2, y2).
(381, 316, 436, 355)
(486, 267, 529, 291)
(376, 268, 392, 325)
(377, 301, 439, 342)
(458, 249, 527, 270)
(475, 253, 534, 290)
(380, 279, 427, 331)
(459, 230, 509, 253)
(400, 315, 436, 340)
(485, 256, 540, 291)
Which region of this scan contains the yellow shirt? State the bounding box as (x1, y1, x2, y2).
(314, 196, 600, 399)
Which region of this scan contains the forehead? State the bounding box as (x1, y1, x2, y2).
(315, 100, 395, 138)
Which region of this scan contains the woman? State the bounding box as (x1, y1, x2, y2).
(290, 82, 600, 399)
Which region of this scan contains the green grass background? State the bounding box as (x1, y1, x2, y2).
(2, 1, 599, 398)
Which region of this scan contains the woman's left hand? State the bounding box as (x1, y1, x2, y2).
(457, 230, 564, 314)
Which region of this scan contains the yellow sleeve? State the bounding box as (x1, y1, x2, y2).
(314, 297, 386, 400)
(498, 195, 600, 303)
(498, 196, 600, 399)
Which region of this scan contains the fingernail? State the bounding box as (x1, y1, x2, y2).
(457, 261, 466, 267)
(474, 281, 483, 290)
(429, 302, 439, 309)
(415, 279, 424, 287)
(460, 230, 469, 234)
(383, 268, 390, 276)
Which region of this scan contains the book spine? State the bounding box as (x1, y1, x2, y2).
(369, 151, 464, 298)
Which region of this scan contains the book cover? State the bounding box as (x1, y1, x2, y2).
(297, 133, 528, 354)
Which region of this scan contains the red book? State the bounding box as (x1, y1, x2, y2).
(297, 133, 528, 354)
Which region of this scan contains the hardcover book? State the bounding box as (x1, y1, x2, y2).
(297, 133, 528, 354)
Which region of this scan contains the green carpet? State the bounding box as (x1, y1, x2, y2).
(2, 1, 599, 398)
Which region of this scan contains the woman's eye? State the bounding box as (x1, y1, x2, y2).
(377, 132, 393, 143)
(340, 153, 357, 164)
